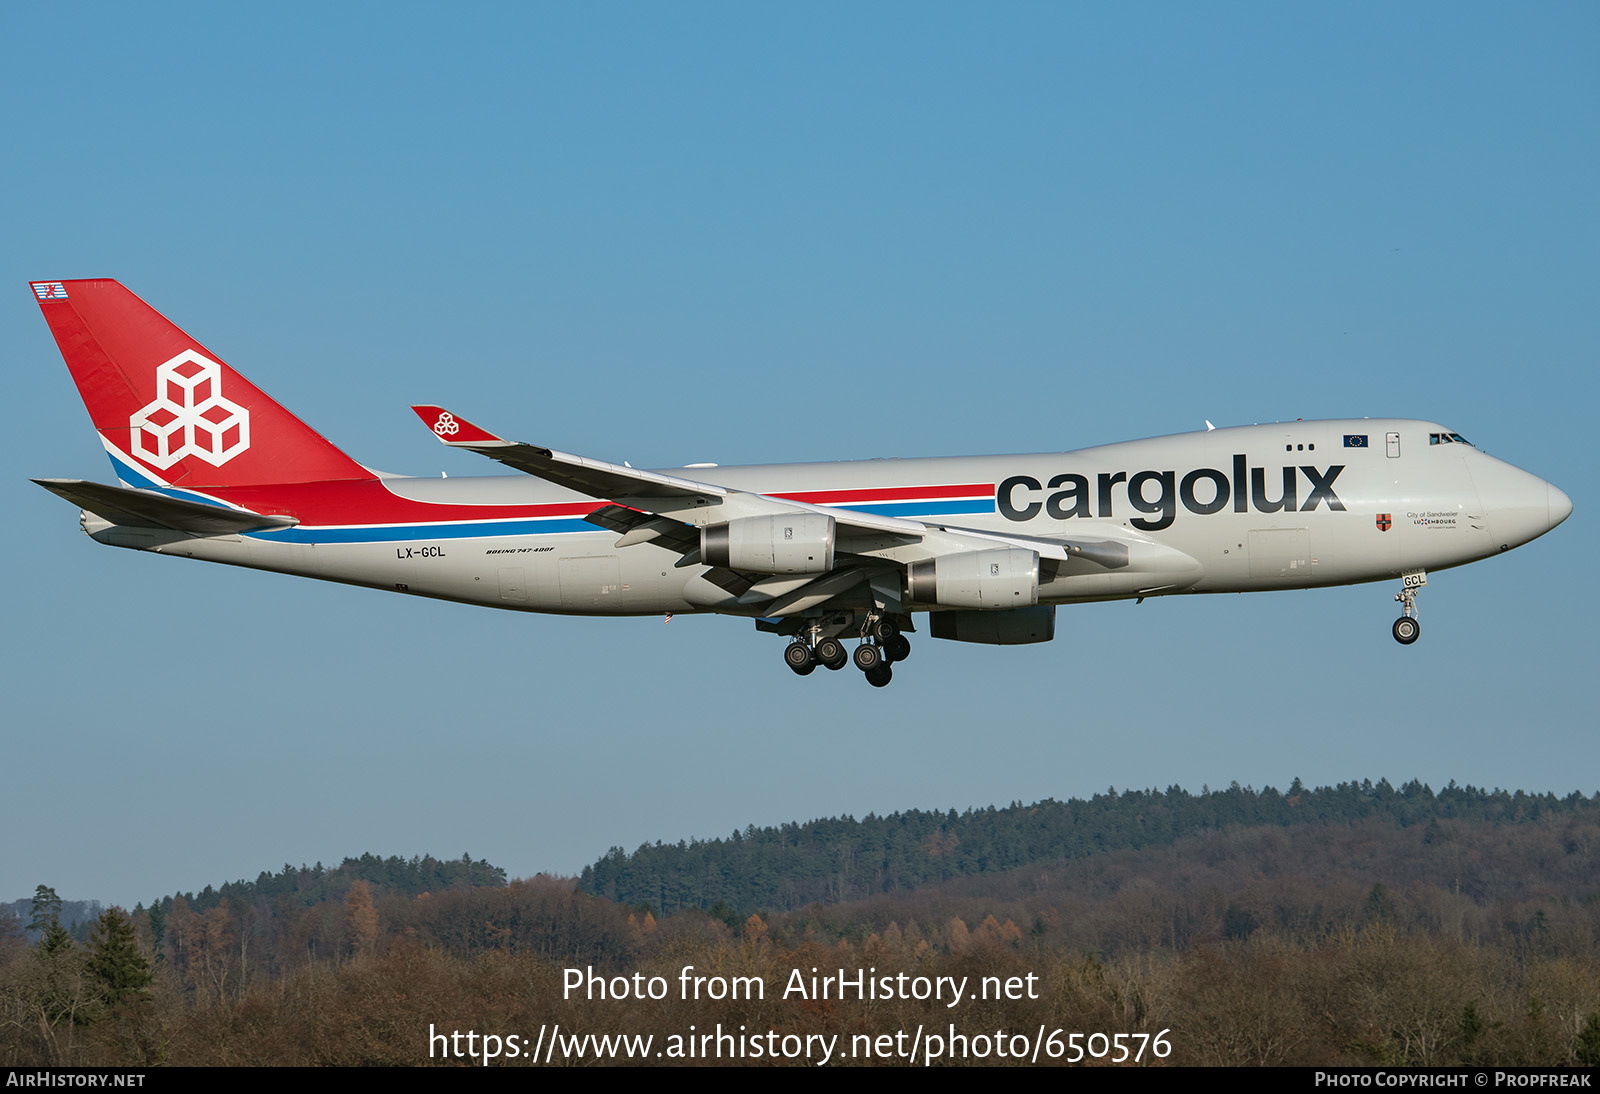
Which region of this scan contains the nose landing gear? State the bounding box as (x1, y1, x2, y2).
(1392, 571, 1426, 645)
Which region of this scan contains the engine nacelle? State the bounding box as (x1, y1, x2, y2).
(906, 547, 1039, 609)
(701, 514, 836, 574)
(930, 605, 1056, 645)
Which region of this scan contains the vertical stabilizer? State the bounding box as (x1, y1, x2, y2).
(31, 279, 369, 488)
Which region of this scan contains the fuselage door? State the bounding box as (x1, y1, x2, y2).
(1248, 527, 1312, 584)
(559, 555, 622, 609)
(498, 567, 527, 602)
(1386, 431, 1401, 458)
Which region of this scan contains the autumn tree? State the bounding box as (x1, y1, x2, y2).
(344, 881, 378, 957)
(168, 898, 238, 1005)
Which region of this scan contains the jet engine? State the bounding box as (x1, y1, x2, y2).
(906, 547, 1039, 609)
(701, 514, 836, 574)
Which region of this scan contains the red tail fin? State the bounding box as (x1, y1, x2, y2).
(32, 279, 369, 488)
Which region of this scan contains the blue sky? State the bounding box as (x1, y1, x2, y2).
(3, 3, 1594, 909)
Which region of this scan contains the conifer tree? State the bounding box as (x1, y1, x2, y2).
(1576, 1013, 1600, 1068)
(87, 909, 153, 1008)
(29, 885, 63, 935)
(146, 901, 166, 963)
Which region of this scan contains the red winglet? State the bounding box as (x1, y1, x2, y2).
(410, 405, 505, 445)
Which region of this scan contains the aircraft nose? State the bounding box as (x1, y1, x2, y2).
(1469, 457, 1568, 550)
(1548, 482, 1572, 531)
(1465, 454, 1568, 550)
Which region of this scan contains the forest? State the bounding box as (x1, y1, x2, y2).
(580, 778, 1597, 913)
(3, 782, 1597, 1066)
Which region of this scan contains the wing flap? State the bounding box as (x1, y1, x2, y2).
(583, 503, 699, 553)
(757, 567, 873, 616)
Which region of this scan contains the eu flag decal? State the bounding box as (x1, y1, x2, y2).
(1344, 434, 1368, 448)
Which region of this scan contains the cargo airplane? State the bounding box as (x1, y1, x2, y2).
(31, 279, 1572, 686)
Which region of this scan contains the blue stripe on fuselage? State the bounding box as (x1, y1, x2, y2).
(246, 499, 997, 545)
(835, 499, 995, 518)
(107, 452, 236, 509)
(248, 518, 598, 543)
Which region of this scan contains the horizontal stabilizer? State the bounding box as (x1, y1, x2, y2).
(33, 479, 299, 535)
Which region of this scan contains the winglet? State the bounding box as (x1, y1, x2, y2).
(410, 405, 520, 447)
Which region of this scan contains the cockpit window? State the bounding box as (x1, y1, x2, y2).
(1429, 432, 1475, 446)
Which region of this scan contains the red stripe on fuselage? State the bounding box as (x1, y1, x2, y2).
(772, 482, 993, 505)
(197, 478, 996, 529)
(205, 479, 596, 526)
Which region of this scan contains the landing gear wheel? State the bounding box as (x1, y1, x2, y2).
(853, 643, 884, 671)
(784, 641, 816, 674)
(1392, 574, 1424, 647)
(885, 634, 911, 663)
(815, 637, 846, 670)
(864, 664, 893, 688)
(870, 618, 899, 643)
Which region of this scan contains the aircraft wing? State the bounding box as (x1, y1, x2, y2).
(582, 502, 756, 595)
(583, 503, 701, 553)
(410, 406, 1146, 614)
(34, 479, 299, 535)
(410, 405, 929, 539)
(411, 405, 729, 501)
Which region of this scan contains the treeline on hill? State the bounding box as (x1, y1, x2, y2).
(2, 783, 1598, 1066)
(580, 778, 1598, 914)
(151, 852, 507, 918)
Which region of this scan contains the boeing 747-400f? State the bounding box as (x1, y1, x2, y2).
(31, 279, 1571, 686)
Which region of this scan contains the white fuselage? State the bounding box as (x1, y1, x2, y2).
(105, 419, 1568, 619)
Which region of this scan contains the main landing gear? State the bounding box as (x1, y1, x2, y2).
(1392, 571, 1426, 645)
(782, 614, 911, 686)
(785, 635, 848, 676)
(853, 615, 911, 687)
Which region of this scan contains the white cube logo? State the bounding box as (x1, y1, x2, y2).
(129, 351, 250, 469)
